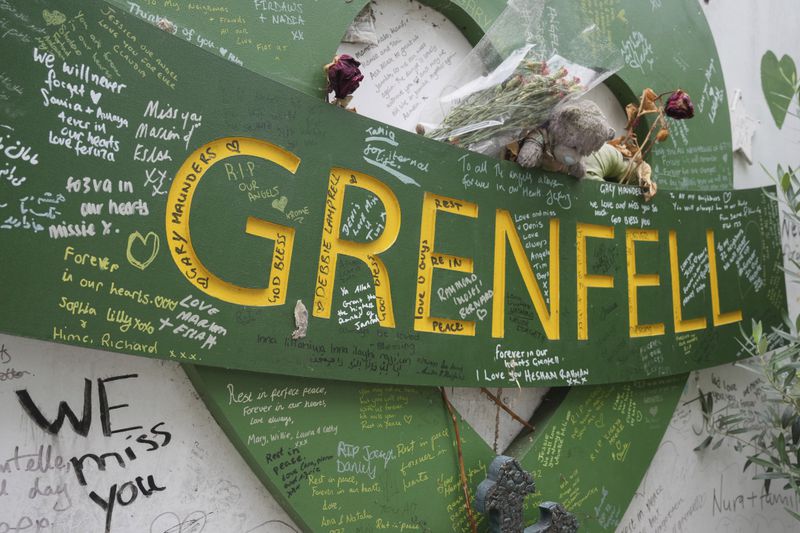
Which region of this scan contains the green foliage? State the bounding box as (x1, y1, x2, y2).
(697, 165, 800, 521)
(696, 320, 800, 519)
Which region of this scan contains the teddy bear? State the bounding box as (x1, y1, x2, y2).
(514, 99, 656, 200)
(515, 99, 616, 177)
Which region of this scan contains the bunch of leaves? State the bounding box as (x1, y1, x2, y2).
(767, 164, 800, 227)
(425, 57, 583, 148)
(695, 319, 800, 520)
(694, 164, 800, 521)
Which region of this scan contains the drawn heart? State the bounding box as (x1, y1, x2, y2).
(220, 47, 228, 57)
(649, 406, 658, 417)
(476, 308, 488, 321)
(42, 9, 66, 26)
(272, 196, 288, 213)
(723, 191, 732, 204)
(403, 415, 412, 424)
(127, 231, 160, 271)
(149, 511, 208, 533)
(225, 139, 240, 153)
(89, 90, 101, 105)
(761, 50, 798, 129)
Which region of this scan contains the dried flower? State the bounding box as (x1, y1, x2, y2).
(640, 87, 659, 112)
(642, 88, 658, 102)
(425, 54, 584, 147)
(324, 54, 364, 100)
(665, 90, 694, 119)
(656, 128, 669, 142)
(504, 75, 522, 90)
(625, 103, 639, 129)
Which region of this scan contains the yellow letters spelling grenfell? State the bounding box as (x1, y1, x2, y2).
(167, 137, 743, 340)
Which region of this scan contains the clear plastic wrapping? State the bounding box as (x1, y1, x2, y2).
(418, 0, 623, 157)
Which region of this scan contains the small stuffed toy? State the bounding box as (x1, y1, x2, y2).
(514, 99, 657, 200)
(516, 100, 616, 178)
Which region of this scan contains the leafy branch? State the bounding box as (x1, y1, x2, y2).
(696, 164, 800, 521)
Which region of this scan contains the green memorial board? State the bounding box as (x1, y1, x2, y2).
(0, 0, 785, 388)
(0, 0, 764, 531)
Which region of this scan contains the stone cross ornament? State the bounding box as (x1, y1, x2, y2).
(475, 455, 579, 532)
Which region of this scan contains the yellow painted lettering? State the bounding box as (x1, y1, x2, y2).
(166, 137, 299, 306)
(707, 229, 743, 326)
(414, 193, 477, 336)
(576, 223, 614, 340)
(492, 211, 560, 340)
(668, 230, 707, 333)
(313, 168, 400, 327)
(626, 228, 664, 337)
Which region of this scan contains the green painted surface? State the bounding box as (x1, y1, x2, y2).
(0, 0, 784, 387)
(110, 0, 733, 191)
(761, 50, 798, 129)
(185, 365, 684, 531)
(0, 2, 761, 531)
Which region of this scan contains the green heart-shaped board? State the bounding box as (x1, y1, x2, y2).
(761, 50, 798, 129)
(0, 0, 738, 530)
(138, 0, 731, 529)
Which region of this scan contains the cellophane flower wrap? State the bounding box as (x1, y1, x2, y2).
(418, 0, 623, 156)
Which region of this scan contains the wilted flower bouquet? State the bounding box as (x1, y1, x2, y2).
(608, 87, 695, 184)
(422, 53, 585, 150)
(415, 0, 622, 159)
(574, 87, 695, 201)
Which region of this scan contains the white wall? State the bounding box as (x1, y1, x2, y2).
(0, 333, 299, 532)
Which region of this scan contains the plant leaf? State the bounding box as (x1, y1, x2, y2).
(754, 472, 790, 480)
(694, 435, 713, 452)
(782, 406, 794, 428)
(753, 320, 764, 343)
(778, 433, 790, 466)
(784, 368, 797, 389)
(749, 456, 778, 469)
(758, 335, 769, 354)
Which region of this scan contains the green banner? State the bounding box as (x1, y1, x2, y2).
(0, 1, 786, 387)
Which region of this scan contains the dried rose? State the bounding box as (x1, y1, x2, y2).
(324, 54, 364, 100)
(665, 90, 694, 119)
